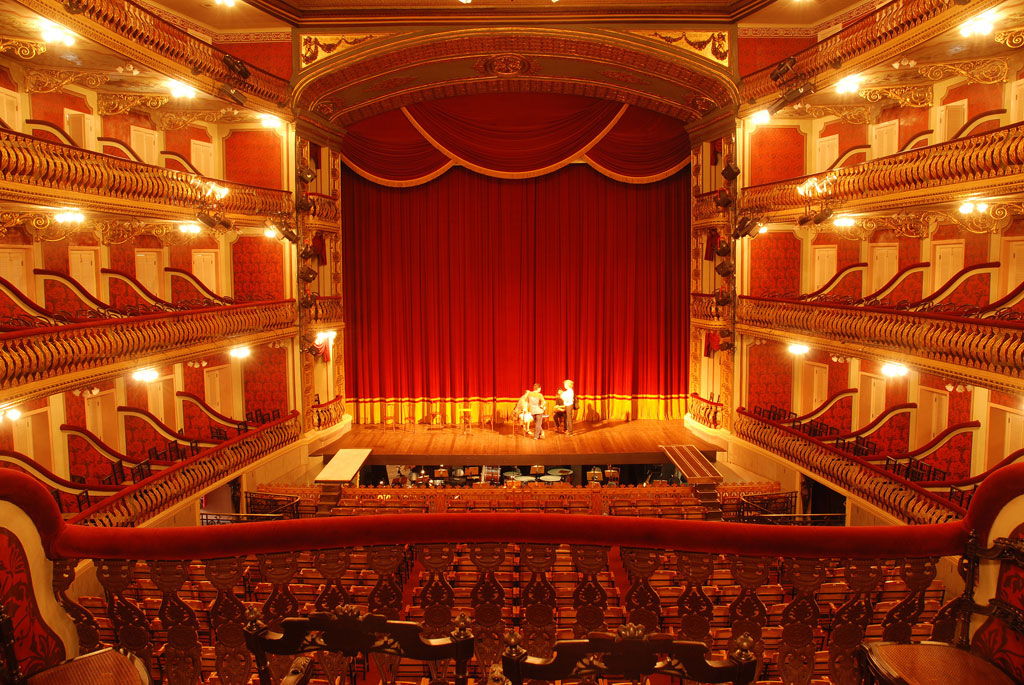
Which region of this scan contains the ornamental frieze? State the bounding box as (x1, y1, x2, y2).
(917, 58, 1008, 84)
(792, 104, 871, 125)
(858, 85, 932, 107)
(300, 34, 394, 68)
(25, 69, 109, 93)
(0, 37, 46, 60)
(630, 30, 729, 65)
(97, 93, 171, 116)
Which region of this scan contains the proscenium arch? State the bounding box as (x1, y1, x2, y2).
(292, 27, 739, 128)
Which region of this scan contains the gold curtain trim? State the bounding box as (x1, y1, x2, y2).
(339, 152, 455, 188)
(582, 154, 692, 184)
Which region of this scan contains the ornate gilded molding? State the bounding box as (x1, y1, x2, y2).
(845, 203, 1023, 238)
(792, 103, 870, 125)
(97, 93, 171, 116)
(858, 85, 932, 107)
(300, 34, 391, 68)
(0, 210, 231, 244)
(0, 37, 46, 60)
(918, 58, 1008, 84)
(473, 54, 537, 77)
(25, 69, 109, 94)
(630, 30, 729, 65)
(995, 27, 1024, 48)
(155, 108, 246, 130)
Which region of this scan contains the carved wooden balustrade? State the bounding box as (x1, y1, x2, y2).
(740, 121, 1024, 215)
(736, 296, 1024, 388)
(311, 296, 344, 326)
(0, 299, 296, 393)
(307, 193, 341, 225)
(734, 410, 964, 524)
(691, 293, 724, 324)
(311, 395, 346, 431)
(22, 0, 289, 106)
(738, 0, 979, 104)
(693, 190, 724, 224)
(71, 412, 300, 527)
(8, 466, 1024, 685)
(0, 129, 291, 217)
(688, 393, 723, 430)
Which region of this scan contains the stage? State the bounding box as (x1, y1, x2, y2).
(330, 419, 717, 466)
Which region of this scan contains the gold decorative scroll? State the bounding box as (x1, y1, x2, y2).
(0, 37, 46, 60)
(156, 108, 246, 130)
(0, 210, 230, 244)
(300, 34, 391, 68)
(0, 211, 48, 240)
(630, 30, 729, 65)
(995, 27, 1024, 48)
(917, 58, 1008, 84)
(858, 85, 932, 108)
(97, 93, 171, 116)
(852, 203, 1023, 238)
(25, 69, 109, 93)
(793, 104, 870, 125)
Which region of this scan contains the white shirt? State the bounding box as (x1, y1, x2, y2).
(561, 388, 574, 408)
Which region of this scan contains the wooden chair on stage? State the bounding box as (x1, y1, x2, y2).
(404, 406, 418, 432)
(479, 402, 497, 432)
(383, 404, 398, 431)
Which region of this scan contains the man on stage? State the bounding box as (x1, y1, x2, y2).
(560, 379, 575, 436)
(527, 384, 547, 440)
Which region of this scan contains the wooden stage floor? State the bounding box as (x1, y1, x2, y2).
(332, 420, 717, 466)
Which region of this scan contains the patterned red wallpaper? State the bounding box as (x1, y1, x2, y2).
(223, 129, 283, 189)
(811, 234, 862, 298)
(232, 236, 284, 301)
(972, 522, 1024, 682)
(736, 35, 816, 77)
(0, 530, 65, 677)
(942, 82, 1005, 122)
(212, 41, 293, 80)
(747, 341, 792, 412)
(164, 125, 212, 165)
(243, 344, 289, 418)
(749, 232, 800, 297)
(878, 105, 930, 150)
(169, 238, 218, 303)
(820, 120, 867, 165)
(100, 111, 157, 151)
(748, 127, 805, 186)
(29, 91, 91, 141)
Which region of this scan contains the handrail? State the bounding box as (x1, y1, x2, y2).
(784, 388, 857, 425)
(312, 295, 344, 324)
(60, 424, 145, 466)
(687, 393, 722, 430)
(821, 403, 916, 442)
(980, 278, 1024, 314)
(873, 421, 981, 463)
(117, 406, 213, 447)
(801, 263, 868, 300)
(164, 268, 231, 304)
(905, 262, 999, 310)
(0, 128, 290, 216)
(101, 268, 176, 309)
(740, 120, 1024, 212)
(311, 394, 346, 431)
(51, 0, 289, 105)
(72, 411, 301, 526)
(921, 447, 1024, 488)
(0, 299, 296, 391)
(0, 276, 66, 323)
(307, 192, 340, 224)
(0, 450, 120, 497)
(739, 0, 973, 102)
(690, 292, 722, 322)
(176, 391, 244, 429)
(33, 269, 116, 314)
(734, 409, 964, 523)
(858, 262, 929, 304)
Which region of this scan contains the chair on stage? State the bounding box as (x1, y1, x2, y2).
(383, 404, 398, 431)
(479, 402, 497, 432)
(404, 405, 418, 432)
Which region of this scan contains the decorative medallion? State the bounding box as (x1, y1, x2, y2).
(917, 58, 1008, 84)
(314, 101, 339, 118)
(25, 69, 109, 93)
(691, 95, 718, 114)
(97, 93, 171, 116)
(364, 76, 418, 94)
(995, 27, 1024, 49)
(858, 85, 932, 107)
(300, 34, 388, 68)
(0, 37, 46, 60)
(792, 103, 870, 125)
(475, 54, 537, 77)
(630, 30, 729, 65)
(601, 69, 649, 85)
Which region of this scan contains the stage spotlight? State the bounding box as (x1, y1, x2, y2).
(797, 215, 813, 227)
(813, 208, 834, 224)
(783, 81, 816, 103)
(719, 341, 734, 351)
(732, 217, 751, 238)
(295, 194, 313, 213)
(222, 54, 250, 80)
(298, 265, 319, 283)
(300, 293, 316, 309)
(766, 97, 788, 115)
(297, 166, 317, 184)
(196, 212, 217, 228)
(721, 161, 741, 181)
(713, 189, 732, 208)
(279, 226, 299, 244)
(714, 241, 732, 258)
(219, 84, 246, 106)
(715, 291, 733, 307)
(770, 56, 796, 82)
(217, 216, 233, 229)
(299, 245, 316, 260)
(715, 260, 735, 278)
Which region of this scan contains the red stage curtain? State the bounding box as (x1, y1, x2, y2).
(341, 93, 689, 186)
(342, 163, 689, 422)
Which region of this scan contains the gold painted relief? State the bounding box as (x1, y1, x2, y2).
(629, 30, 729, 65)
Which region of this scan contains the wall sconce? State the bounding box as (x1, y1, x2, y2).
(132, 368, 159, 382)
(881, 362, 908, 378)
(229, 346, 251, 359)
(788, 343, 810, 355)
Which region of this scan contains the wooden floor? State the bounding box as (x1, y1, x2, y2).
(333, 420, 716, 466)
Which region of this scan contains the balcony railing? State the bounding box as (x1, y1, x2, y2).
(693, 190, 723, 223)
(311, 395, 346, 431)
(735, 296, 1024, 386)
(72, 412, 301, 527)
(0, 129, 291, 216)
(5, 464, 1023, 685)
(312, 295, 344, 325)
(0, 299, 296, 393)
(43, 0, 289, 105)
(307, 192, 340, 225)
(688, 393, 723, 429)
(740, 122, 1024, 214)
(691, 292, 724, 323)
(733, 410, 964, 524)
(738, 0, 971, 104)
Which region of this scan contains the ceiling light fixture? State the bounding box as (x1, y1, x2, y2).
(259, 114, 283, 129)
(750, 110, 771, 125)
(54, 210, 84, 224)
(229, 346, 250, 359)
(215, 0, 236, 5)
(960, 10, 996, 37)
(788, 343, 810, 355)
(40, 20, 75, 46)
(881, 362, 908, 378)
(179, 223, 202, 234)
(167, 80, 196, 98)
(132, 368, 159, 383)
(770, 56, 797, 82)
(834, 217, 855, 228)
(835, 74, 862, 94)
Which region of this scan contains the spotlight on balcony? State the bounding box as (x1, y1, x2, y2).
(297, 166, 317, 184)
(714, 241, 732, 258)
(719, 341, 734, 351)
(713, 189, 732, 208)
(812, 208, 834, 224)
(196, 212, 218, 229)
(299, 245, 316, 260)
(218, 84, 246, 106)
(714, 260, 735, 278)
(222, 54, 250, 80)
(279, 226, 299, 244)
(797, 215, 813, 227)
(721, 161, 741, 181)
(295, 194, 313, 213)
(715, 291, 733, 307)
(770, 56, 796, 82)
(299, 265, 319, 283)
